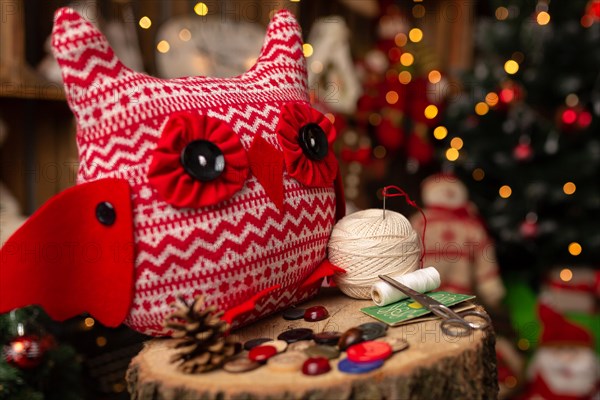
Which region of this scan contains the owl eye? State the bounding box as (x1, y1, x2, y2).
(298, 123, 329, 161)
(276, 102, 338, 188)
(181, 140, 226, 181)
(148, 112, 249, 208)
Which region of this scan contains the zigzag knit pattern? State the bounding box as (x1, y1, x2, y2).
(51, 7, 336, 335)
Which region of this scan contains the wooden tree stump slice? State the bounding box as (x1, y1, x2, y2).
(127, 289, 498, 400)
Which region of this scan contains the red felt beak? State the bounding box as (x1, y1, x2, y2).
(248, 135, 285, 212)
(0, 178, 134, 327)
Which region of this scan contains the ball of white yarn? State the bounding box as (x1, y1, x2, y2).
(328, 209, 422, 299)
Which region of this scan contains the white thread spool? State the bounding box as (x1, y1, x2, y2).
(370, 267, 441, 306)
(328, 209, 422, 299)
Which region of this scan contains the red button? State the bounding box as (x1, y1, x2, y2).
(304, 306, 329, 322)
(248, 345, 278, 363)
(346, 341, 392, 363)
(302, 357, 331, 376)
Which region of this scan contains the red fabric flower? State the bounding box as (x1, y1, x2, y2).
(276, 103, 338, 187)
(148, 112, 249, 208)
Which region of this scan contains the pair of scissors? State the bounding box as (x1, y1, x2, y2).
(378, 275, 491, 337)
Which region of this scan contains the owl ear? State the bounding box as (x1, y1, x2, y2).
(255, 10, 307, 86)
(51, 7, 127, 118)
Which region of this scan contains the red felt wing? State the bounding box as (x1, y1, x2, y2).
(0, 178, 134, 327)
(222, 285, 280, 325)
(300, 259, 346, 289)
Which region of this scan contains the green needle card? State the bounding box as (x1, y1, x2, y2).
(361, 291, 476, 327)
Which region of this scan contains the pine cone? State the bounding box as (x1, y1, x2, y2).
(164, 295, 241, 373)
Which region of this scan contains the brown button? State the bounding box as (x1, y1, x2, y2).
(243, 337, 272, 351)
(338, 327, 364, 351)
(267, 351, 308, 372)
(277, 328, 314, 343)
(313, 331, 341, 346)
(282, 307, 306, 320)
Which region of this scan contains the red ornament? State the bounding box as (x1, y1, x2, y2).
(513, 143, 533, 161)
(520, 220, 539, 239)
(586, 0, 600, 19)
(577, 111, 593, 128)
(498, 81, 523, 107)
(558, 106, 593, 132)
(3, 335, 47, 369)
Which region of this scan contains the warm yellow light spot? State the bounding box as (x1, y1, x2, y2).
(424, 105, 438, 119)
(373, 145, 387, 159)
(472, 168, 485, 181)
(178, 28, 192, 42)
(369, 113, 382, 126)
(194, 2, 209, 16)
(495, 7, 509, 20)
(568, 242, 582, 256)
(325, 113, 335, 123)
(505, 376, 518, 389)
(433, 126, 448, 140)
(409, 301, 423, 309)
(499, 185, 512, 199)
(504, 60, 519, 75)
(560, 268, 573, 282)
(386, 91, 399, 105)
(290, 0, 301, 2)
(485, 92, 499, 107)
(409, 28, 423, 43)
(311, 61, 323, 74)
(517, 338, 530, 351)
(446, 148, 459, 161)
(566, 93, 579, 107)
(13, 342, 24, 353)
(537, 11, 551, 25)
(84, 317, 95, 328)
(475, 102, 489, 116)
(139, 16, 152, 29)
(412, 4, 426, 18)
(303, 43, 314, 58)
(400, 52, 414, 66)
(394, 33, 407, 47)
(428, 70, 441, 84)
(563, 182, 576, 195)
(398, 71, 412, 84)
(96, 336, 107, 347)
(156, 40, 170, 53)
(450, 137, 464, 150)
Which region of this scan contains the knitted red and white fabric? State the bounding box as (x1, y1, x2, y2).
(0, 8, 343, 336)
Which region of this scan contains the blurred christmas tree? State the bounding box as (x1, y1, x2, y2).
(442, 0, 600, 283)
(0, 307, 83, 400)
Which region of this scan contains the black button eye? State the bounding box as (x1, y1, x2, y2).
(298, 123, 329, 161)
(180, 140, 225, 182)
(96, 202, 116, 226)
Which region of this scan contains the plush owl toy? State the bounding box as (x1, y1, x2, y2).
(0, 8, 345, 336)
